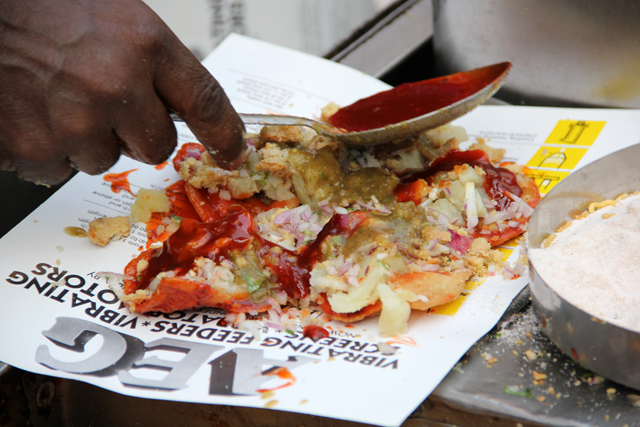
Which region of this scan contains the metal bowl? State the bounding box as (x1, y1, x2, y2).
(527, 143, 640, 390)
(433, 0, 640, 108)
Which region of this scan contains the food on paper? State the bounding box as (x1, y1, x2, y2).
(88, 216, 130, 247)
(130, 188, 170, 223)
(120, 122, 540, 336)
(529, 192, 640, 332)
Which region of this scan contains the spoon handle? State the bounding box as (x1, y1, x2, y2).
(239, 113, 313, 126)
(238, 113, 336, 134)
(171, 112, 336, 137)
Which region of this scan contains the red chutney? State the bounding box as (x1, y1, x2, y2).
(262, 211, 369, 300)
(327, 63, 510, 132)
(184, 182, 294, 224)
(103, 169, 137, 194)
(302, 325, 330, 342)
(399, 149, 522, 211)
(126, 209, 372, 311)
(298, 211, 369, 272)
(135, 209, 257, 291)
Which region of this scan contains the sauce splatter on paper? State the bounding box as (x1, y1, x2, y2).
(104, 169, 138, 194)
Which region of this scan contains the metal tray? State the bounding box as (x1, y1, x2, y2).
(527, 143, 640, 391)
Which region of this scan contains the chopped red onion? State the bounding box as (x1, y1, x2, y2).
(417, 263, 440, 272)
(483, 210, 516, 224)
(448, 230, 474, 256)
(185, 149, 202, 160)
(265, 321, 286, 331)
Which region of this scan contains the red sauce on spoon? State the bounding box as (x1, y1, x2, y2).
(327, 62, 511, 132)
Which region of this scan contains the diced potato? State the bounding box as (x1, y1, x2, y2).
(131, 189, 170, 223)
(433, 198, 465, 225)
(447, 180, 465, 210)
(425, 125, 469, 148)
(328, 263, 387, 313)
(377, 283, 411, 337)
(458, 165, 484, 186)
(386, 148, 425, 174)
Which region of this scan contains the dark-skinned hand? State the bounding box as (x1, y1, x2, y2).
(0, 0, 246, 185)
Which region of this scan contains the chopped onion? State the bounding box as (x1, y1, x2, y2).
(185, 149, 202, 160)
(377, 342, 398, 355)
(505, 191, 535, 218)
(448, 230, 474, 257)
(426, 239, 440, 250)
(416, 262, 440, 272)
(241, 320, 263, 340)
(265, 321, 286, 331)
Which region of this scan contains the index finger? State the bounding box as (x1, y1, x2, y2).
(154, 36, 246, 170)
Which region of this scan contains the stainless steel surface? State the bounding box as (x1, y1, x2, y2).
(431, 300, 640, 427)
(433, 0, 640, 108)
(325, 0, 433, 78)
(527, 143, 640, 392)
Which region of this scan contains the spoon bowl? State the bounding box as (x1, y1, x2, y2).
(174, 62, 512, 147)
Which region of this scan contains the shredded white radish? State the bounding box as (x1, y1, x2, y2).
(464, 182, 479, 228)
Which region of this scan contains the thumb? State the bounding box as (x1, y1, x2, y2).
(154, 37, 246, 169)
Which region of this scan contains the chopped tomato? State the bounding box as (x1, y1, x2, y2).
(184, 183, 235, 223)
(394, 179, 430, 205)
(470, 175, 541, 246)
(173, 142, 205, 172)
(469, 220, 528, 247)
(185, 182, 301, 223)
(131, 277, 269, 314)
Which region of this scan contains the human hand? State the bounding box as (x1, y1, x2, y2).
(0, 0, 245, 185)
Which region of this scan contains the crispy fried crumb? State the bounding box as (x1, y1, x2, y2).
(533, 371, 547, 380)
(320, 102, 341, 121)
(259, 125, 306, 146)
(88, 216, 130, 246)
(255, 143, 292, 178)
(469, 139, 506, 164)
(179, 153, 239, 189)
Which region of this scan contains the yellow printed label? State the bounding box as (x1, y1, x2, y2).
(544, 120, 605, 146)
(430, 280, 484, 316)
(429, 294, 468, 316)
(464, 279, 484, 291)
(524, 169, 571, 194)
(497, 248, 514, 258)
(526, 146, 587, 170)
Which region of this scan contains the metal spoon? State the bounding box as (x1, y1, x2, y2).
(173, 62, 512, 147)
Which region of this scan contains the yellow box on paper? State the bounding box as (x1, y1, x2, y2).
(526, 146, 588, 170)
(524, 169, 571, 194)
(544, 120, 606, 146)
